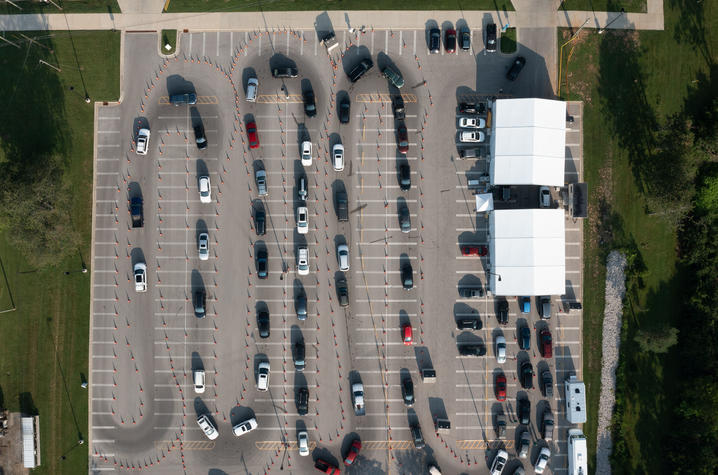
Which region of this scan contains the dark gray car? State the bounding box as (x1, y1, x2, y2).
(399, 203, 411, 234)
(429, 28, 441, 53)
(541, 370, 553, 397)
(296, 292, 307, 320)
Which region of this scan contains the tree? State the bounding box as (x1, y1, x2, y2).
(633, 326, 679, 353)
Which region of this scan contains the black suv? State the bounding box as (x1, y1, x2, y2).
(520, 361, 534, 389)
(401, 263, 413, 290)
(506, 56, 526, 81)
(194, 289, 206, 319)
(293, 340, 305, 372)
(348, 58, 373, 83)
(256, 249, 268, 279)
(429, 27, 441, 53)
(456, 318, 481, 330)
(496, 299, 509, 325)
(296, 387, 309, 415)
(398, 163, 411, 191)
(458, 343, 486, 356)
(517, 397, 531, 425)
(303, 89, 316, 117)
(410, 424, 425, 449)
(254, 206, 266, 236)
(257, 310, 270, 338)
(272, 67, 298, 78)
(194, 124, 208, 150)
(339, 96, 351, 123)
(401, 375, 414, 407)
(486, 23, 497, 52)
(337, 276, 349, 307)
(391, 94, 405, 120)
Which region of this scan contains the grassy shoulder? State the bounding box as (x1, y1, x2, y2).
(559, 0, 717, 471)
(167, 0, 514, 12)
(559, 0, 645, 13)
(1, 0, 120, 14)
(0, 30, 120, 475)
(161, 29, 177, 55)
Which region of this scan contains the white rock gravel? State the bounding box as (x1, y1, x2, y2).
(596, 250, 627, 475)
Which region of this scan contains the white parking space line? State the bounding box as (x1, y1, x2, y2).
(202, 32, 206, 56)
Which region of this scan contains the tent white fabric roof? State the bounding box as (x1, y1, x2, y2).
(22, 417, 36, 468)
(490, 98, 566, 186)
(488, 209, 566, 296)
(475, 193, 494, 212)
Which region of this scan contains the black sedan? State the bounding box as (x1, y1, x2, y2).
(303, 89, 316, 117)
(520, 361, 534, 389)
(401, 376, 414, 407)
(296, 387, 309, 415)
(339, 96, 351, 123)
(506, 56, 526, 81)
(517, 397, 531, 425)
(496, 299, 509, 325)
(257, 310, 270, 338)
(456, 318, 481, 330)
(401, 263, 413, 290)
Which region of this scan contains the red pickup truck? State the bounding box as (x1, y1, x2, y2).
(315, 459, 340, 475)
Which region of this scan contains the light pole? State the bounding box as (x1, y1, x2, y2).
(487, 271, 502, 282)
(599, 8, 626, 34)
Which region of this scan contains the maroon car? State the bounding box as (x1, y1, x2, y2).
(445, 28, 457, 53)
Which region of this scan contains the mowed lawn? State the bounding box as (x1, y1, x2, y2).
(559, 0, 716, 473)
(167, 0, 514, 12)
(0, 31, 120, 475)
(0, 0, 119, 14)
(559, 0, 646, 13)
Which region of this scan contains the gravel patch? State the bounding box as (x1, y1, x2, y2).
(596, 250, 627, 475)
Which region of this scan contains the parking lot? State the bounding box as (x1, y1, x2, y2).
(89, 22, 582, 475)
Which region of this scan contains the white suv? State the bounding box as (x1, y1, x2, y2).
(297, 246, 309, 276)
(193, 369, 205, 394)
(332, 144, 345, 171)
(134, 262, 147, 293)
(337, 244, 349, 271)
(198, 233, 209, 261)
(301, 141, 312, 166)
(257, 361, 270, 391)
(297, 206, 309, 234)
(495, 335, 507, 364)
(198, 176, 211, 203)
(136, 128, 150, 155)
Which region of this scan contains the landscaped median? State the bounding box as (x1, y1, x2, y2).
(1, 0, 119, 14)
(166, 0, 513, 12)
(0, 30, 120, 475)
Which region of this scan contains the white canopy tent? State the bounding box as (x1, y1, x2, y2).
(488, 209, 566, 296)
(489, 98, 566, 186)
(475, 193, 494, 213)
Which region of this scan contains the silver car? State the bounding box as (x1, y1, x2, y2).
(136, 128, 150, 155)
(297, 430, 309, 456)
(256, 170, 268, 196)
(198, 232, 209, 261)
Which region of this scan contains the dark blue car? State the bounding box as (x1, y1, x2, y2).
(519, 326, 531, 350)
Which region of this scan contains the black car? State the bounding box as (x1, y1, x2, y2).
(296, 387, 309, 415)
(257, 310, 270, 338)
(194, 289, 206, 319)
(397, 124, 409, 154)
(517, 397, 531, 425)
(256, 249, 268, 279)
(429, 27, 441, 53)
(293, 340, 305, 372)
(303, 89, 316, 117)
(410, 424, 425, 448)
(272, 67, 298, 78)
(459, 102, 477, 114)
(460, 27, 471, 50)
(459, 286, 484, 298)
(337, 276, 349, 307)
(295, 292, 307, 320)
(391, 94, 405, 120)
(194, 124, 208, 149)
(520, 361, 534, 389)
(401, 375, 414, 407)
(254, 206, 266, 236)
(348, 58, 373, 83)
(398, 204, 411, 234)
(398, 163, 411, 191)
(506, 56, 526, 81)
(497, 299, 509, 325)
(339, 96, 351, 123)
(401, 263, 413, 290)
(486, 23, 497, 52)
(130, 197, 143, 228)
(541, 370, 554, 397)
(456, 318, 481, 330)
(458, 343, 486, 356)
(519, 326, 531, 350)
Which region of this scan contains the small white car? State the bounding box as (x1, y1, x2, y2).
(459, 117, 486, 129)
(133, 262, 147, 293)
(337, 244, 349, 271)
(198, 176, 211, 203)
(197, 414, 219, 440)
(301, 141, 313, 167)
(332, 144, 345, 171)
(296, 206, 309, 234)
(460, 130, 485, 143)
(490, 449, 508, 475)
(297, 430, 309, 456)
(297, 246, 309, 276)
(534, 446, 551, 474)
(136, 128, 150, 155)
(496, 335, 507, 364)
(193, 369, 206, 394)
(257, 361, 270, 391)
(539, 186, 551, 208)
(198, 232, 209, 261)
(232, 417, 258, 437)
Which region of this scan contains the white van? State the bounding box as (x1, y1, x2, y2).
(565, 375, 587, 424)
(568, 429, 588, 475)
(246, 78, 258, 102)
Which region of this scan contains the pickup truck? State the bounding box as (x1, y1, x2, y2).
(496, 413, 506, 439)
(351, 382, 365, 416)
(130, 197, 143, 228)
(321, 32, 339, 54)
(314, 459, 340, 475)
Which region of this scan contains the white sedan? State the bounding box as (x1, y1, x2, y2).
(459, 130, 485, 143)
(232, 417, 258, 437)
(198, 233, 209, 261)
(136, 128, 150, 155)
(534, 446, 551, 474)
(198, 176, 211, 203)
(257, 361, 270, 391)
(197, 414, 219, 440)
(193, 369, 205, 394)
(297, 430, 309, 456)
(459, 117, 486, 129)
(332, 144, 345, 171)
(296, 206, 309, 234)
(133, 262, 147, 293)
(337, 244, 349, 271)
(301, 141, 312, 166)
(297, 246, 309, 276)
(495, 335, 506, 364)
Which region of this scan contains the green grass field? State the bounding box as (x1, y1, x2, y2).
(166, 0, 514, 12)
(559, 0, 716, 471)
(161, 29, 177, 55)
(0, 30, 120, 475)
(500, 27, 516, 53)
(0, 0, 119, 14)
(559, 0, 646, 13)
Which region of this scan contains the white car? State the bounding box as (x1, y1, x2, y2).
(297, 246, 309, 276)
(297, 430, 309, 456)
(257, 361, 270, 391)
(496, 335, 507, 364)
(197, 414, 219, 440)
(193, 369, 205, 394)
(337, 244, 349, 271)
(198, 176, 211, 203)
(301, 141, 313, 166)
(232, 417, 258, 437)
(460, 130, 485, 143)
(490, 449, 508, 475)
(539, 186, 551, 208)
(534, 446, 551, 474)
(459, 117, 486, 129)
(136, 128, 150, 155)
(296, 206, 309, 234)
(133, 262, 147, 293)
(332, 144, 345, 171)
(198, 232, 209, 261)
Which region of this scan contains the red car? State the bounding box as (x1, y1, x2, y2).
(397, 124, 409, 154)
(540, 329, 553, 358)
(315, 459, 340, 474)
(402, 323, 413, 346)
(246, 121, 259, 149)
(343, 438, 362, 466)
(445, 28, 457, 53)
(495, 374, 507, 401)
(461, 245, 488, 257)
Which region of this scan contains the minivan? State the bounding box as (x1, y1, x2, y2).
(246, 77, 258, 102)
